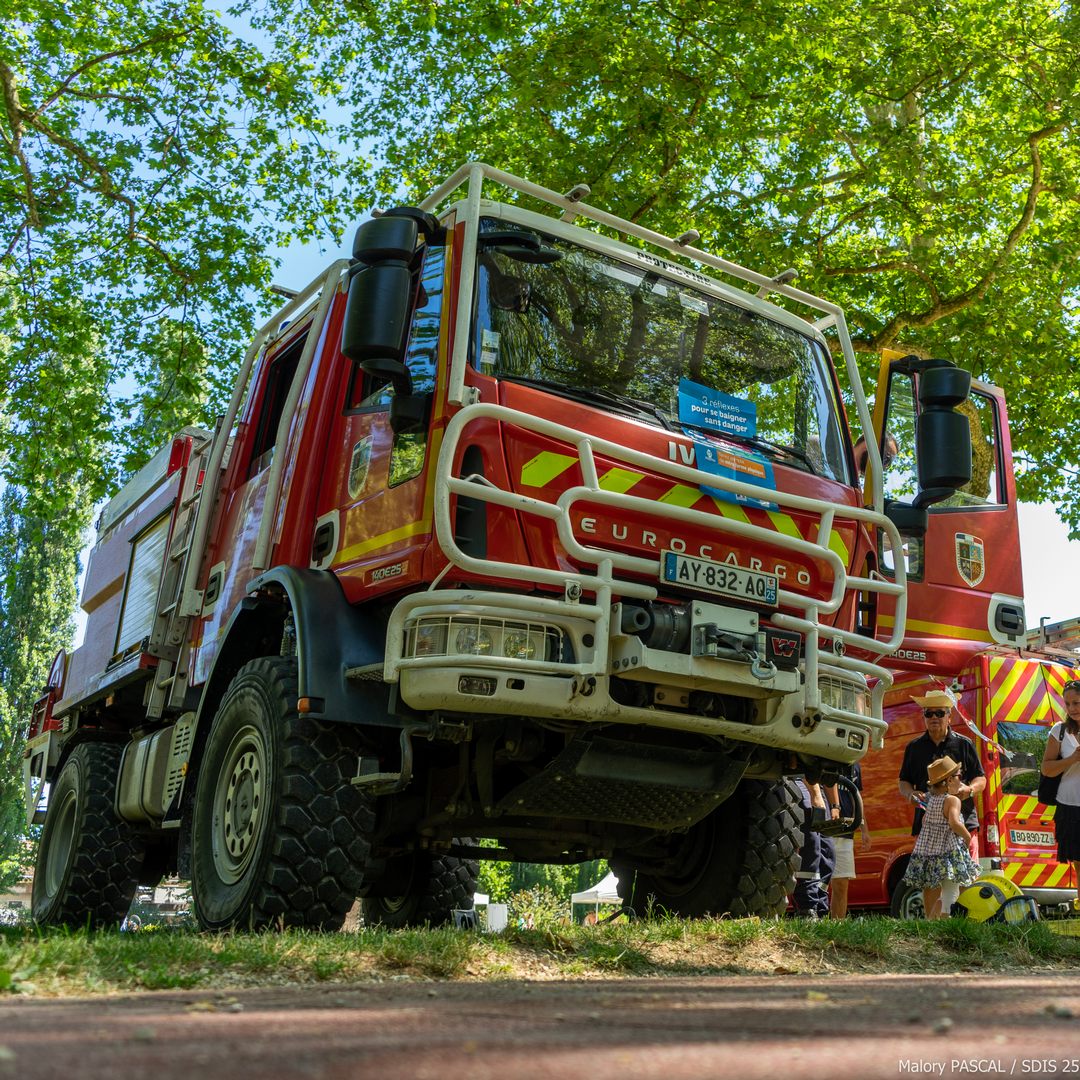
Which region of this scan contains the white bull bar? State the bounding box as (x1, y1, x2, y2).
(385, 402, 906, 739)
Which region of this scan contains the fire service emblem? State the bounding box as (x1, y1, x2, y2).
(955, 533, 985, 588)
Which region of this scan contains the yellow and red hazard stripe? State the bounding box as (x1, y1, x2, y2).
(518, 449, 855, 563)
(985, 655, 1077, 891)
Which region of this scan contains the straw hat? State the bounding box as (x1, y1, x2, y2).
(927, 756, 961, 786)
(912, 688, 957, 710)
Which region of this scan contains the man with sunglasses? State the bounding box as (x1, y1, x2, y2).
(898, 688, 986, 867)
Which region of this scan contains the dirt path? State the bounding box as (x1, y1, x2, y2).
(2, 973, 1079, 1079)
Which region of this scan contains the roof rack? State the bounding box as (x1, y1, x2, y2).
(1028, 616, 1080, 653)
(417, 161, 845, 330)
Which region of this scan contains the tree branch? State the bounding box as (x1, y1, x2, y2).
(27, 28, 196, 120)
(861, 123, 1063, 348)
(0, 61, 41, 229)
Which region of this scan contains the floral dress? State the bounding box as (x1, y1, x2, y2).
(902, 792, 981, 888)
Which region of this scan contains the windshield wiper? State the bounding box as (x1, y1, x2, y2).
(503, 375, 676, 431)
(679, 421, 817, 473)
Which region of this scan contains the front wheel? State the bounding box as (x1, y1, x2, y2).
(190, 657, 373, 931)
(612, 779, 801, 918)
(32, 742, 145, 929)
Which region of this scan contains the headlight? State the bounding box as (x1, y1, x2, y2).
(819, 675, 870, 717)
(455, 625, 494, 655)
(403, 615, 567, 663)
(503, 629, 537, 660)
(412, 622, 447, 657)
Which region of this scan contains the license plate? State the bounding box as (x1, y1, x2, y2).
(1010, 829, 1055, 847)
(661, 550, 779, 606)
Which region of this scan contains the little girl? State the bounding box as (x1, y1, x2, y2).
(902, 755, 981, 918)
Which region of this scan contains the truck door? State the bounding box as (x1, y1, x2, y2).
(871, 357, 1026, 673)
(311, 238, 447, 600)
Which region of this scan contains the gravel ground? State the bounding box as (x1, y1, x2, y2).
(2, 972, 1080, 1079)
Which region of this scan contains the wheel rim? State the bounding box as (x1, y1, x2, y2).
(42, 786, 79, 900)
(901, 888, 926, 918)
(211, 723, 267, 885)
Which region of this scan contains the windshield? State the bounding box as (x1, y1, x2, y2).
(472, 220, 850, 483)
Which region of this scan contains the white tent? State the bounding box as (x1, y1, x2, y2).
(570, 871, 621, 907)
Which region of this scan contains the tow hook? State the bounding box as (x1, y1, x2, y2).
(749, 629, 776, 682)
(572, 675, 597, 698)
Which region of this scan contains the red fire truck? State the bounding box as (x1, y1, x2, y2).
(848, 363, 1077, 915)
(22, 163, 973, 930)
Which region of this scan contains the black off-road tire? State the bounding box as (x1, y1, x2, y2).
(190, 656, 372, 931)
(31, 742, 145, 929)
(361, 843, 479, 929)
(612, 779, 801, 919)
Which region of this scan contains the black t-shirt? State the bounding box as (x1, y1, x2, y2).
(898, 730, 984, 834)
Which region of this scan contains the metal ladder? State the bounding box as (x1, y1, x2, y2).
(144, 429, 219, 718)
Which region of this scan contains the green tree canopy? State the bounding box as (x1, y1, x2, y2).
(328, 0, 1080, 528)
(0, 0, 372, 877)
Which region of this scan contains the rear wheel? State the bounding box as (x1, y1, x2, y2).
(612, 779, 801, 918)
(890, 878, 926, 919)
(190, 657, 372, 930)
(361, 843, 479, 929)
(32, 742, 145, 929)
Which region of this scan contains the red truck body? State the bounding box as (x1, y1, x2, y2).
(23, 164, 977, 930)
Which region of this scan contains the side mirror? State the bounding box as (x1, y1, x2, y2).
(913, 365, 972, 508)
(884, 500, 929, 538)
(341, 216, 419, 395)
(389, 392, 431, 435)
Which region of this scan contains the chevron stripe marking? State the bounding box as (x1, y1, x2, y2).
(990, 658, 1027, 717)
(767, 510, 803, 541)
(1048, 863, 1070, 888)
(1021, 863, 1045, 887)
(520, 451, 577, 488)
(598, 467, 644, 494)
(710, 496, 752, 524)
(514, 453, 854, 567)
(658, 483, 705, 509)
(1005, 669, 1045, 725)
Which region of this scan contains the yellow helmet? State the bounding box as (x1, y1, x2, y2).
(952, 870, 1039, 923)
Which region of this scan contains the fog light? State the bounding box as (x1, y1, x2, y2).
(459, 676, 497, 696)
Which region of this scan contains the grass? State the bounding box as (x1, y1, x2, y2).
(3, 915, 1080, 998)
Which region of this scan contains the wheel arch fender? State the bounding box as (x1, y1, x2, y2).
(885, 849, 912, 901)
(191, 567, 394, 748)
(244, 566, 391, 724)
